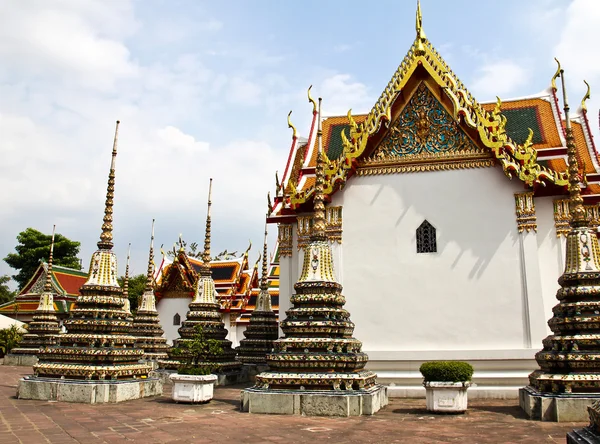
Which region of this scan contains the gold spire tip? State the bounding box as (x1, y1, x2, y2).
(261, 221, 269, 289)
(416, 0, 425, 40)
(202, 178, 213, 264)
(43, 225, 56, 293)
(98, 121, 120, 250)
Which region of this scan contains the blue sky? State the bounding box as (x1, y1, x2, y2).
(0, 0, 598, 287)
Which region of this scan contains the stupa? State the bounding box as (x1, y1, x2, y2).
(520, 63, 600, 421)
(159, 179, 244, 383)
(122, 243, 134, 323)
(17, 121, 162, 403)
(6, 226, 62, 366)
(131, 219, 170, 362)
(236, 222, 279, 367)
(241, 99, 388, 416)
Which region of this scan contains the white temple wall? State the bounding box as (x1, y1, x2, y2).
(329, 167, 528, 353)
(535, 196, 564, 333)
(157, 297, 191, 345)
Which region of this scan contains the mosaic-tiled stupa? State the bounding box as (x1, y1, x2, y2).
(122, 243, 134, 323)
(236, 223, 279, 364)
(131, 219, 170, 361)
(247, 100, 383, 406)
(160, 179, 242, 374)
(33, 121, 151, 380)
(9, 226, 61, 361)
(520, 64, 600, 421)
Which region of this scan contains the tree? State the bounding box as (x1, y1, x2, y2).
(0, 324, 23, 357)
(4, 228, 82, 290)
(171, 325, 223, 375)
(117, 274, 146, 312)
(0, 275, 16, 305)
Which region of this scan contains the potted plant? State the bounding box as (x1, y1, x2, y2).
(169, 325, 223, 403)
(420, 361, 474, 413)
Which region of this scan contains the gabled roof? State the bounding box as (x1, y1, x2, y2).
(268, 6, 600, 219)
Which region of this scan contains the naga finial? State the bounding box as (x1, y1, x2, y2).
(308, 85, 317, 113)
(581, 80, 591, 113)
(551, 57, 562, 91)
(287, 110, 297, 140)
(267, 191, 273, 215)
(98, 120, 120, 250)
(178, 233, 185, 252)
(275, 170, 281, 194)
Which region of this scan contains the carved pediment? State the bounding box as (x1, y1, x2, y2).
(358, 83, 494, 175)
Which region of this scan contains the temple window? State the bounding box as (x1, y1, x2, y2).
(173, 313, 181, 325)
(416, 220, 437, 253)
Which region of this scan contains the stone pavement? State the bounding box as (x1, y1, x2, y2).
(0, 365, 586, 443)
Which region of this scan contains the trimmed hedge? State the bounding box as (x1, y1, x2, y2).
(419, 361, 474, 382)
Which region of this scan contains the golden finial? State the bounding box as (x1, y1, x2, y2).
(416, 0, 426, 43)
(551, 57, 562, 91)
(202, 178, 213, 264)
(43, 225, 56, 293)
(558, 62, 588, 227)
(275, 171, 281, 195)
(312, 97, 327, 240)
(178, 233, 184, 252)
(287, 110, 297, 139)
(123, 242, 131, 299)
(260, 222, 269, 291)
(307, 85, 317, 113)
(582, 80, 591, 113)
(98, 120, 120, 250)
(244, 239, 252, 258)
(145, 219, 155, 292)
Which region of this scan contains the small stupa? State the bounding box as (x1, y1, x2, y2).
(242, 99, 387, 416)
(520, 62, 600, 421)
(236, 222, 279, 365)
(131, 219, 170, 361)
(18, 121, 161, 403)
(7, 225, 62, 366)
(160, 179, 243, 380)
(122, 243, 134, 323)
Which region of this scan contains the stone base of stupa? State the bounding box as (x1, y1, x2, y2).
(3, 353, 39, 366)
(519, 386, 600, 422)
(241, 385, 388, 416)
(17, 376, 162, 404)
(567, 427, 600, 444)
(243, 364, 270, 382)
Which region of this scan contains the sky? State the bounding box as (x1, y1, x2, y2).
(1, 0, 599, 287)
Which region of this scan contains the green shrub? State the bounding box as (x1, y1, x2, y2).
(172, 325, 223, 376)
(177, 365, 214, 376)
(0, 324, 23, 356)
(419, 361, 474, 382)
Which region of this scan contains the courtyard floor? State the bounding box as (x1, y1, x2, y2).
(0, 365, 588, 443)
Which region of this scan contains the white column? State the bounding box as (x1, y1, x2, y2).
(277, 224, 294, 337)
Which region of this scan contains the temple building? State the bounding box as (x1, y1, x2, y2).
(266, 4, 599, 398)
(0, 262, 86, 324)
(155, 240, 280, 346)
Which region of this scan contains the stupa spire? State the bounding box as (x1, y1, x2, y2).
(123, 243, 131, 300)
(145, 219, 155, 292)
(202, 178, 213, 265)
(312, 97, 327, 241)
(98, 120, 119, 250)
(260, 222, 269, 291)
(43, 225, 56, 293)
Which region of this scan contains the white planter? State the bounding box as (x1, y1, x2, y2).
(424, 381, 471, 413)
(170, 373, 218, 403)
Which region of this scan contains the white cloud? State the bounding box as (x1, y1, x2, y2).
(470, 60, 530, 100)
(157, 126, 210, 155)
(320, 74, 372, 116)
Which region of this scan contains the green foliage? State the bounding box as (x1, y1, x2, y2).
(171, 325, 223, 375)
(0, 275, 16, 305)
(419, 361, 474, 383)
(117, 274, 146, 312)
(4, 228, 82, 289)
(0, 324, 24, 356)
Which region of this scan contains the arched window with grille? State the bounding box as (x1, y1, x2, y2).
(416, 220, 437, 253)
(173, 313, 181, 325)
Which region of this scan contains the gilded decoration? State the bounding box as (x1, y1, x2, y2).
(554, 199, 571, 237)
(514, 192, 537, 233)
(297, 206, 343, 249)
(358, 83, 492, 175)
(278, 224, 293, 257)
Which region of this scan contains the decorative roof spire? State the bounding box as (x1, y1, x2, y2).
(43, 225, 56, 293)
(202, 178, 213, 264)
(556, 59, 588, 227)
(312, 97, 327, 241)
(145, 219, 155, 292)
(98, 120, 120, 250)
(178, 233, 184, 252)
(123, 242, 131, 300)
(416, 1, 426, 41)
(287, 111, 297, 139)
(260, 222, 269, 291)
(308, 85, 317, 113)
(581, 80, 591, 113)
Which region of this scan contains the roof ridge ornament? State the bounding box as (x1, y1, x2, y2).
(551, 58, 561, 91)
(97, 120, 120, 250)
(287, 110, 297, 139)
(581, 80, 591, 113)
(43, 225, 56, 293)
(308, 85, 317, 113)
(416, 0, 426, 54)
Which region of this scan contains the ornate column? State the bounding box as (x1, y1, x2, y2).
(278, 223, 294, 337)
(515, 191, 547, 348)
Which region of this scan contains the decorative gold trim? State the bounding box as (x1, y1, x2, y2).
(357, 157, 495, 175)
(514, 192, 537, 233)
(554, 199, 571, 238)
(587, 203, 600, 230)
(278, 224, 293, 258)
(296, 206, 343, 248)
(297, 216, 312, 250)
